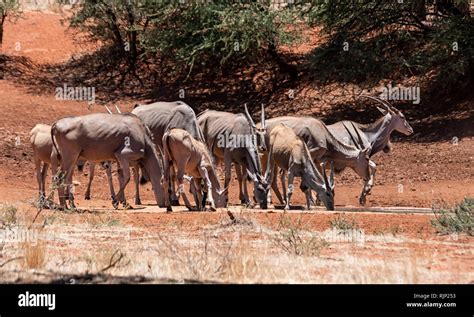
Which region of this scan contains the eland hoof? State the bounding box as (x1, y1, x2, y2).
(244, 202, 254, 208)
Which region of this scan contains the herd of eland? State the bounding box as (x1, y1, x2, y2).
(30, 97, 413, 211)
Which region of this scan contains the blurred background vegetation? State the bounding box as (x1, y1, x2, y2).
(1, 0, 472, 131)
(64, 0, 473, 93)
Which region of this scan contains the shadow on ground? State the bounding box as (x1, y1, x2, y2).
(3, 270, 219, 284)
(2, 49, 473, 143)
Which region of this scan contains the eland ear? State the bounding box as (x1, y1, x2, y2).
(217, 186, 229, 195)
(361, 146, 371, 158)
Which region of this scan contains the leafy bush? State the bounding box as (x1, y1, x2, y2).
(301, 0, 474, 92)
(69, 1, 299, 77)
(432, 197, 474, 236)
(409, 15, 474, 92)
(0, 0, 21, 46)
(308, 32, 412, 84)
(69, 0, 148, 71)
(144, 2, 297, 71)
(301, 0, 470, 36)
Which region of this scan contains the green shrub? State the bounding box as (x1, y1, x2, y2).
(1, 0, 22, 46)
(432, 197, 474, 236)
(69, 1, 299, 76)
(302, 0, 474, 92)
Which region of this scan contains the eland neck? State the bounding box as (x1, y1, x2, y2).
(360, 114, 396, 156)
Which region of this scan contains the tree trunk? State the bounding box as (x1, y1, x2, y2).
(0, 25, 3, 49)
(104, 7, 125, 55)
(413, 0, 426, 20)
(125, 3, 138, 69)
(0, 14, 6, 50)
(0, 19, 4, 79)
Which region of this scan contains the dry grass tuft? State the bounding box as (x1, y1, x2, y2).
(85, 213, 121, 228)
(0, 204, 18, 227)
(22, 241, 46, 269)
(271, 214, 329, 256)
(330, 214, 359, 231)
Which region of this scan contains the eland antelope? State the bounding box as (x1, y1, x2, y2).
(132, 101, 204, 205)
(266, 123, 335, 210)
(30, 123, 88, 206)
(261, 116, 374, 206)
(51, 113, 165, 210)
(197, 105, 270, 209)
(327, 95, 413, 204)
(162, 128, 227, 212)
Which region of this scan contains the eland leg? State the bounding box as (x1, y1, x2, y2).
(223, 151, 232, 207)
(284, 171, 295, 211)
(40, 162, 51, 208)
(359, 162, 376, 206)
(177, 171, 194, 211)
(84, 162, 95, 200)
(189, 177, 202, 210)
(300, 183, 312, 210)
(104, 161, 116, 202)
(34, 156, 46, 200)
(197, 165, 216, 211)
(162, 157, 173, 212)
(170, 167, 180, 206)
(280, 169, 287, 205)
(113, 154, 132, 209)
(235, 163, 251, 206)
(41, 163, 49, 197)
(50, 149, 65, 209)
(132, 166, 142, 205)
(270, 167, 285, 205)
(62, 153, 80, 211)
